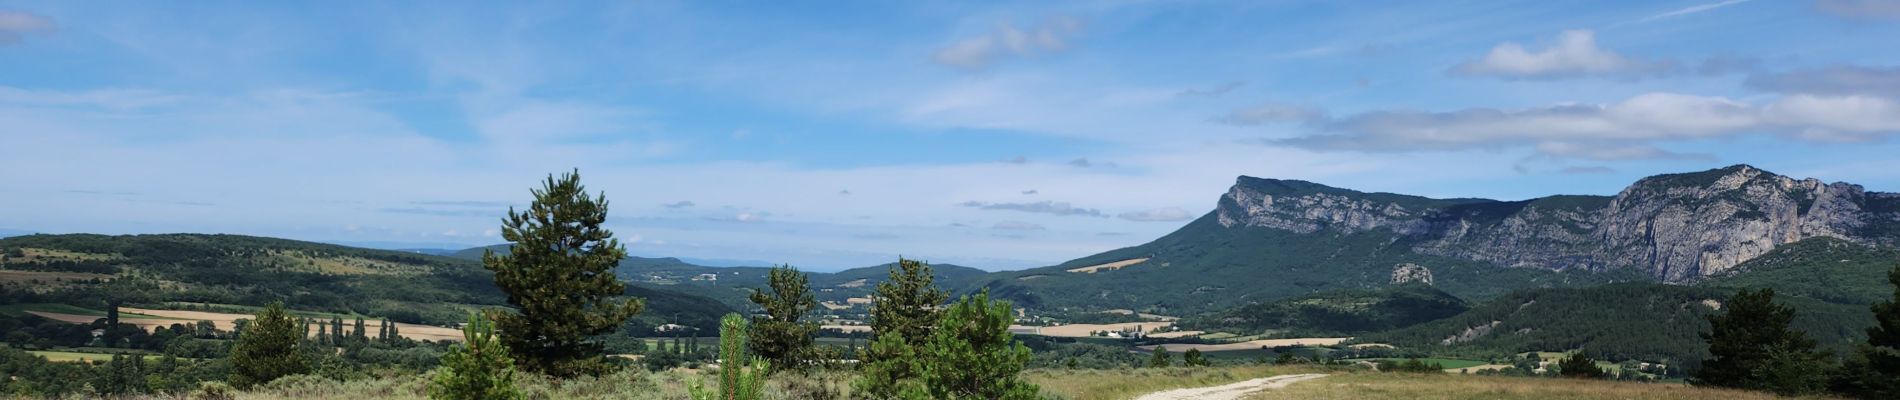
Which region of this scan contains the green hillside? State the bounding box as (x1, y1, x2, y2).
(1179, 284, 1470, 336)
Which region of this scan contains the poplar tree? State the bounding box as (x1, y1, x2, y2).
(484, 171, 644, 377)
(748, 265, 818, 372)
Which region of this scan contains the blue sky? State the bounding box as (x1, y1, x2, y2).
(3, 1, 1900, 270)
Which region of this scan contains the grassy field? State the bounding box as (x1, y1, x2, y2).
(1246, 371, 1833, 400)
(1025, 365, 1329, 400)
(29, 350, 171, 363)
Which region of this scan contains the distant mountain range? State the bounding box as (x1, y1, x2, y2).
(971, 164, 1900, 315)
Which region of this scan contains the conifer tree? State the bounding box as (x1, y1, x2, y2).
(1150, 346, 1172, 368)
(748, 264, 818, 372)
(484, 171, 644, 377)
(855, 258, 948, 398)
(430, 314, 520, 400)
(1696, 288, 1828, 395)
(331, 317, 344, 344)
(229, 302, 307, 388)
(1843, 266, 1900, 398)
(353, 317, 367, 341)
(914, 291, 1039, 400)
(1557, 352, 1606, 379)
(1183, 348, 1206, 367)
(689, 313, 767, 400)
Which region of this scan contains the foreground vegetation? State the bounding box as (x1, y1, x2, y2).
(1246, 371, 1832, 400)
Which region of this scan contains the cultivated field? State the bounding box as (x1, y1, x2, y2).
(1066, 258, 1149, 273)
(20, 306, 463, 342)
(1244, 371, 1832, 400)
(1018, 321, 1175, 337)
(1136, 337, 1348, 352)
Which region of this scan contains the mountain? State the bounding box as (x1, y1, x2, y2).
(1222, 164, 1900, 282)
(978, 164, 1899, 314)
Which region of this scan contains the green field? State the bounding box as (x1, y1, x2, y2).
(28, 350, 170, 363)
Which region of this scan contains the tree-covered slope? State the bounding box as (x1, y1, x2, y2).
(1178, 284, 1469, 336)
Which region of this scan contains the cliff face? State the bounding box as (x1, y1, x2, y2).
(1215, 165, 1900, 283)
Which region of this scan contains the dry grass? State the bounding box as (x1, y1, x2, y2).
(1066, 258, 1149, 273)
(1027, 365, 1329, 400)
(1245, 371, 1834, 400)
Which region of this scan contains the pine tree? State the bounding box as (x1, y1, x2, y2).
(484, 171, 643, 377)
(229, 302, 308, 388)
(1696, 288, 1828, 395)
(1183, 348, 1207, 367)
(855, 258, 949, 398)
(1556, 352, 1606, 379)
(914, 291, 1039, 400)
(747, 264, 818, 372)
(1150, 346, 1172, 368)
(1845, 266, 1900, 398)
(429, 313, 520, 400)
(688, 313, 767, 400)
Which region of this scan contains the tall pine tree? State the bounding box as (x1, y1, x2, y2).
(228, 302, 307, 388)
(855, 258, 948, 398)
(1696, 288, 1828, 395)
(484, 171, 644, 377)
(747, 264, 818, 372)
(1843, 266, 1900, 398)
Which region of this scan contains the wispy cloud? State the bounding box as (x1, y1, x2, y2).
(662, 201, 696, 209)
(933, 16, 1084, 70)
(0, 10, 54, 45)
(1177, 81, 1245, 97)
(1815, 0, 1900, 21)
(1745, 65, 1900, 98)
(1214, 102, 1324, 126)
(1450, 30, 1674, 80)
(1117, 208, 1194, 222)
(991, 221, 1045, 231)
(1634, 0, 1752, 24)
(958, 200, 1106, 217)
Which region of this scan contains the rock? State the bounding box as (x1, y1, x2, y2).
(1391, 263, 1433, 285)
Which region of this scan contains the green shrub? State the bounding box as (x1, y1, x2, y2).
(228, 302, 308, 388)
(430, 313, 520, 400)
(691, 313, 768, 400)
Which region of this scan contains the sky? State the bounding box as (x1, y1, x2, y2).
(3, 1, 1900, 271)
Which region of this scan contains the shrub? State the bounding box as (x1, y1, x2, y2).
(228, 302, 307, 388)
(430, 313, 521, 400)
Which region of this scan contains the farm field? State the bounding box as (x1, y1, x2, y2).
(1020, 321, 1176, 337)
(28, 350, 170, 364)
(1066, 258, 1149, 273)
(1244, 371, 1833, 400)
(1350, 357, 1489, 370)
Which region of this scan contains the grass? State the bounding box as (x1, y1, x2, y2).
(1025, 365, 1329, 400)
(1245, 371, 1835, 400)
(160, 301, 361, 319)
(29, 350, 171, 364)
(223, 368, 857, 400)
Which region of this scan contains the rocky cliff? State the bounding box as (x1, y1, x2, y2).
(1215, 165, 1900, 283)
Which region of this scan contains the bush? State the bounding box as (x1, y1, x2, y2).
(430, 313, 520, 400)
(228, 302, 307, 388)
(190, 381, 235, 400)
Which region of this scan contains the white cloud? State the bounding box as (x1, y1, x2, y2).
(958, 200, 1105, 217)
(1451, 30, 1672, 79)
(1117, 208, 1194, 222)
(1276, 92, 1900, 159)
(932, 16, 1083, 70)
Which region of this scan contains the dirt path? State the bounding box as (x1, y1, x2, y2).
(1131, 373, 1328, 400)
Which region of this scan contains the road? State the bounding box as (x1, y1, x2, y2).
(1130, 373, 1329, 400)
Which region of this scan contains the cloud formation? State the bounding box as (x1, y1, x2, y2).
(1117, 208, 1194, 222)
(958, 200, 1106, 217)
(933, 16, 1084, 70)
(0, 11, 53, 45)
(1746, 65, 1900, 98)
(1450, 30, 1672, 79)
(1274, 92, 1900, 158)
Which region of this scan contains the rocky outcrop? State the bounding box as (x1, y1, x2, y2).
(1216, 165, 1900, 283)
(1391, 263, 1434, 285)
